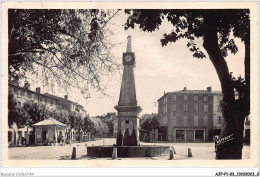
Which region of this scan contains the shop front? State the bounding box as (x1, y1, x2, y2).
(174, 128, 206, 142)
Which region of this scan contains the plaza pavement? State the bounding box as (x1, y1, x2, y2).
(8, 138, 250, 160)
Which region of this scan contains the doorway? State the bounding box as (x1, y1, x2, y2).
(42, 131, 47, 142)
(195, 130, 204, 142)
(176, 130, 185, 142)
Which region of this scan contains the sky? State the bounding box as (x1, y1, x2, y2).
(29, 11, 245, 117)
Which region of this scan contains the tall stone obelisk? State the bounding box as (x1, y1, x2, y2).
(115, 36, 142, 146)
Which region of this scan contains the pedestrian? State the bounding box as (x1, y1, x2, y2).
(21, 137, 24, 146)
(61, 136, 64, 146)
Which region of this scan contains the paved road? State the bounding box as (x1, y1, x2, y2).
(9, 138, 250, 160)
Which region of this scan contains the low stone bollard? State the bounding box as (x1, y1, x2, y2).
(71, 147, 76, 159)
(112, 147, 117, 159)
(169, 148, 174, 160)
(144, 148, 151, 157)
(172, 146, 176, 154)
(188, 148, 192, 157)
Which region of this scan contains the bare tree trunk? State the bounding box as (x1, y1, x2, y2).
(202, 12, 249, 159)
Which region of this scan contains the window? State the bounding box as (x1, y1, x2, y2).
(195, 130, 204, 140)
(172, 95, 176, 101)
(204, 96, 208, 102)
(194, 116, 198, 126)
(163, 116, 167, 125)
(204, 116, 208, 126)
(204, 105, 208, 112)
(194, 95, 198, 102)
(125, 120, 129, 124)
(172, 104, 176, 112)
(194, 105, 198, 112)
(164, 97, 167, 103)
(50, 99, 53, 106)
(184, 95, 187, 101)
(183, 104, 188, 112)
(173, 116, 177, 125)
(164, 104, 167, 114)
(183, 116, 188, 126)
(176, 130, 185, 140)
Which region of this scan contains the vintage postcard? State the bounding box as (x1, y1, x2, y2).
(1, 1, 258, 169)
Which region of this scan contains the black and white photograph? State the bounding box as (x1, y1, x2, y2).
(1, 1, 258, 173)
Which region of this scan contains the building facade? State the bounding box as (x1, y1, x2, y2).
(157, 86, 223, 142)
(8, 83, 87, 146)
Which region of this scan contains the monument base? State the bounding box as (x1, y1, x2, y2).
(87, 145, 170, 157)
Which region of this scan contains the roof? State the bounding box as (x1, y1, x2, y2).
(9, 83, 87, 113)
(33, 118, 68, 127)
(9, 84, 71, 103)
(44, 93, 74, 103)
(158, 89, 222, 101)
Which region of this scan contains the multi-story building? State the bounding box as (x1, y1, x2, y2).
(9, 84, 86, 115)
(8, 83, 87, 146)
(157, 86, 223, 142)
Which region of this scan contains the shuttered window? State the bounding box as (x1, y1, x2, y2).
(194, 116, 198, 126)
(204, 116, 208, 126)
(183, 116, 188, 126)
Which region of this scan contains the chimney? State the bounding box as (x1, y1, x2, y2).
(207, 86, 212, 92)
(36, 87, 40, 93)
(64, 95, 68, 100)
(183, 87, 187, 91)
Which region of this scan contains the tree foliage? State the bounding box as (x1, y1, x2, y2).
(52, 110, 70, 125)
(92, 118, 109, 137)
(22, 101, 51, 126)
(140, 114, 160, 132)
(125, 9, 249, 58)
(8, 93, 19, 127)
(8, 93, 29, 128)
(82, 115, 95, 134)
(9, 9, 121, 98)
(95, 112, 116, 136)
